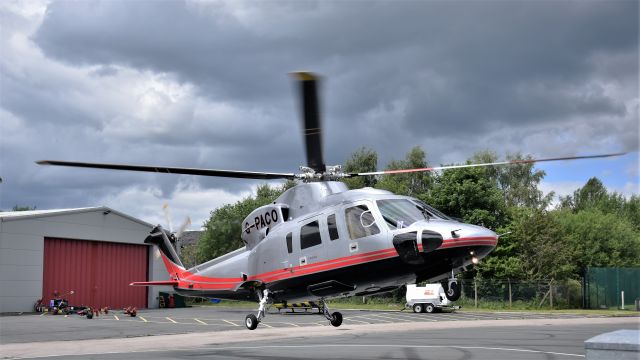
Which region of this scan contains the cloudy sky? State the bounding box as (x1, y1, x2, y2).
(1, 0, 638, 230)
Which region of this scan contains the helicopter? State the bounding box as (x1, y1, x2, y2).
(37, 72, 624, 330)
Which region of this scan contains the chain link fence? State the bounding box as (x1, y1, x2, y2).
(456, 278, 583, 310)
(344, 278, 585, 309)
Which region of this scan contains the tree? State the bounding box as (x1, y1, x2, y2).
(376, 146, 433, 196)
(426, 163, 507, 230)
(12, 205, 37, 211)
(559, 178, 640, 230)
(560, 177, 608, 212)
(197, 182, 294, 262)
(554, 208, 640, 269)
(471, 151, 550, 209)
(342, 146, 378, 189)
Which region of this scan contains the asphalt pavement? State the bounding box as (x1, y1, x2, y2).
(0, 306, 638, 359)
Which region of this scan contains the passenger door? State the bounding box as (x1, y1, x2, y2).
(341, 201, 386, 255)
(323, 212, 349, 260)
(297, 217, 326, 268)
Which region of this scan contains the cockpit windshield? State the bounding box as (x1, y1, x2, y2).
(376, 199, 451, 230)
(413, 200, 451, 221)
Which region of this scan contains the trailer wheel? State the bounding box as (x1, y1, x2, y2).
(425, 304, 435, 313)
(412, 304, 424, 313)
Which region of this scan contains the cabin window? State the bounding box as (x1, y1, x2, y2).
(327, 214, 339, 240)
(286, 232, 293, 253)
(345, 204, 380, 240)
(300, 221, 322, 249)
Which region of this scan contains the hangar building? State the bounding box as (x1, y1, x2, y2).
(0, 207, 171, 313)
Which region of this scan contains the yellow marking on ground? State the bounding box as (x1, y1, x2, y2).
(166, 317, 177, 323)
(64, 315, 68, 318)
(194, 318, 207, 325)
(222, 319, 239, 326)
(139, 316, 148, 322)
(260, 322, 273, 328)
(114, 315, 119, 321)
(40, 313, 46, 317)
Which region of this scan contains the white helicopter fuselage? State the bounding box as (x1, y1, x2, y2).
(149, 181, 497, 303)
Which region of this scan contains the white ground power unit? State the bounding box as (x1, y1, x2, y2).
(406, 284, 460, 313)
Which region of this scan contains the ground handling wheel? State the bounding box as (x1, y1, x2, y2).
(245, 314, 259, 330)
(445, 281, 461, 301)
(425, 304, 435, 313)
(330, 312, 343, 327)
(412, 303, 424, 313)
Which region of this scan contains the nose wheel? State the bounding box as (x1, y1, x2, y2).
(444, 271, 462, 301)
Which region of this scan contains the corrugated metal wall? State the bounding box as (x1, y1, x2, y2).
(42, 238, 148, 309)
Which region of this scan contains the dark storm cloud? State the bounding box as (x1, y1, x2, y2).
(33, 1, 637, 136)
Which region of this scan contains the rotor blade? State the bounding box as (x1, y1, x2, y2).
(292, 72, 325, 173)
(36, 160, 297, 180)
(176, 216, 191, 239)
(162, 203, 173, 233)
(349, 152, 627, 177)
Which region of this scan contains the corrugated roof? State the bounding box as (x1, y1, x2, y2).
(0, 206, 154, 228)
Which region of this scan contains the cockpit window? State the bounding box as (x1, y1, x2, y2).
(377, 199, 450, 230)
(377, 199, 426, 229)
(413, 200, 451, 220)
(345, 204, 380, 240)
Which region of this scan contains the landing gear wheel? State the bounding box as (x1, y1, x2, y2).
(245, 314, 259, 330)
(445, 281, 461, 301)
(425, 304, 435, 313)
(412, 304, 424, 313)
(330, 312, 343, 327)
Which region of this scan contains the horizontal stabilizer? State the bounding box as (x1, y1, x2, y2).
(129, 280, 179, 286)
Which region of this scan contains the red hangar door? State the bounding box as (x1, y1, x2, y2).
(42, 237, 149, 309)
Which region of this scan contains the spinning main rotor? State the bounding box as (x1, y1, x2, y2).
(36, 72, 625, 181)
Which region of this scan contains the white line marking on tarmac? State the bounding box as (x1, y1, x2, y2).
(260, 322, 273, 328)
(203, 344, 585, 357)
(350, 315, 392, 323)
(366, 313, 413, 322)
(222, 319, 239, 326)
(166, 317, 177, 323)
(139, 316, 148, 323)
(344, 318, 370, 324)
(194, 319, 207, 325)
(387, 312, 430, 321)
(114, 315, 119, 321)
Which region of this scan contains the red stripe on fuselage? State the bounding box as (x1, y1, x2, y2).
(159, 236, 498, 290)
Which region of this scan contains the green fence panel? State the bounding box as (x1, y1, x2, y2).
(585, 267, 640, 309)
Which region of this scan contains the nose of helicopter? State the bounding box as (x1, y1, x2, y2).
(439, 223, 498, 252)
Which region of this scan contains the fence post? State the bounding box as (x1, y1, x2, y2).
(508, 278, 512, 308)
(474, 278, 478, 308)
(549, 280, 554, 308)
